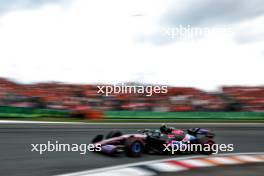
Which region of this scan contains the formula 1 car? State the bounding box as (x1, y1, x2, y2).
(91, 125, 215, 157)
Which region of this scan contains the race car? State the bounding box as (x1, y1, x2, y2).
(91, 124, 215, 157)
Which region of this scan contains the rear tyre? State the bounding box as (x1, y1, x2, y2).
(200, 139, 216, 155)
(125, 138, 144, 157)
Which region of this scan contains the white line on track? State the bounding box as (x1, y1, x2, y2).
(55, 152, 264, 176)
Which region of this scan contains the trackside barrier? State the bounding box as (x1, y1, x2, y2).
(105, 111, 264, 120)
(0, 106, 70, 118)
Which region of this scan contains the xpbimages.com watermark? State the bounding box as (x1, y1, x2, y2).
(163, 141, 234, 154)
(30, 141, 101, 155)
(164, 25, 232, 41)
(97, 84, 168, 96)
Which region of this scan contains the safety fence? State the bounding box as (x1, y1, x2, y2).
(105, 111, 264, 120)
(0, 106, 69, 118)
(1, 106, 264, 120)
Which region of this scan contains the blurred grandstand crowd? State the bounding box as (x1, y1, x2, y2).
(0, 78, 263, 112)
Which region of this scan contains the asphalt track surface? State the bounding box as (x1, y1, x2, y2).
(0, 123, 264, 176)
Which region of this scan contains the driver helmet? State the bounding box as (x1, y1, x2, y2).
(160, 123, 168, 133)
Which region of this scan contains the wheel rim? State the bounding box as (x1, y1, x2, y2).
(132, 142, 141, 153)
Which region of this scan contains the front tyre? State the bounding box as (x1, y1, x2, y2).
(91, 135, 103, 143)
(125, 138, 144, 157)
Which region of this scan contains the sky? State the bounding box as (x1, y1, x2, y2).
(0, 0, 263, 90)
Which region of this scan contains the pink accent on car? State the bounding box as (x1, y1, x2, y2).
(172, 129, 184, 135)
(167, 134, 175, 139)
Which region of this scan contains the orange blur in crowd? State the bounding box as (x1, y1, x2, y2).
(0, 78, 263, 113)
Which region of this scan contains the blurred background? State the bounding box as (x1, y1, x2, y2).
(0, 77, 263, 119)
(0, 0, 263, 120)
(0, 1, 264, 176)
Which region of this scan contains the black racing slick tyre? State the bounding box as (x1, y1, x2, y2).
(200, 139, 216, 155)
(91, 135, 103, 143)
(125, 138, 144, 157)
